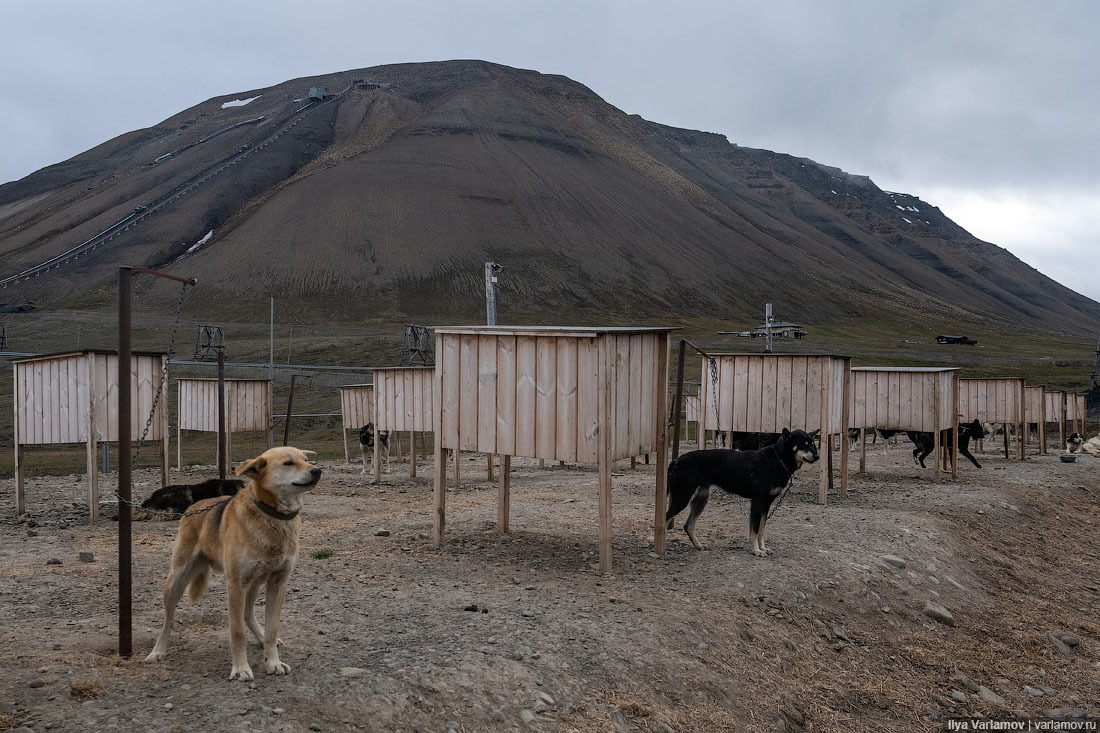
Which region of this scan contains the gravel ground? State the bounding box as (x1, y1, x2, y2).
(1, 440, 1097, 732)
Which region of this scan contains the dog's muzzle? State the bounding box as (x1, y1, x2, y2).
(293, 467, 323, 488)
(798, 449, 819, 464)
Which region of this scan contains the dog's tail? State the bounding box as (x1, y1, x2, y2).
(187, 565, 211, 603)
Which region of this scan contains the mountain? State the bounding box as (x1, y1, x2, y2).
(1, 59, 1097, 332)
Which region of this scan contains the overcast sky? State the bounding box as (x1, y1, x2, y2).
(3, 0, 1097, 301)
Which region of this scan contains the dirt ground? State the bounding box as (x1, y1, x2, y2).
(1, 439, 1098, 733)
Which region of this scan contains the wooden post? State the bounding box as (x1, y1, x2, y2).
(839, 359, 850, 495)
(859, 427, 867, 474)
(342, 427, 350, 464)
(951, 378, 959, 481)
(931, 380, 942, 483)
(487, 452, 493, 482)
(14, 365, 24, 516)
(373, 423, 381, 485)
(818, 376, 829, 504)
(598, 338, 614, 572)
(654, 332, 670, 556)
(1058, 393, 1065, 449)
(160, 361, 169, 487)
(433, 353, 446, 545)
(1003, 423, 1009, 459)
(87, 353, 100, 522)
(453, 450, 460, 483)
(497, 454, 511, 534)
(410, 431, 417, 478)
(177, 388, 184, 471)
(1018, 383, 1026, 461)
(1039, 390, 1047, 456)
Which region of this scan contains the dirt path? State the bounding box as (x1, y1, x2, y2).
(1, 443, 1097, 732)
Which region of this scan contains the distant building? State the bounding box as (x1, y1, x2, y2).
(308, 86, 331, 101)
(718, 321, 806, 340)
(935, 335, 977, 345)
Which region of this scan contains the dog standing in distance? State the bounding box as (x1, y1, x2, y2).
(359, 423, 390, 474)
(666, 428, 819, 556)
(146, 446, 322, 680)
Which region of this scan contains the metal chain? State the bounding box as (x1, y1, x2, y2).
(117, 281, 190, 512)
(708, 357, 722, 438)
(131, 282, 189, 465)
(768, 476, 795, 519)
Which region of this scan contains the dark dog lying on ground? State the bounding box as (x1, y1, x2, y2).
(138, 478, 245, 519)
(359, 422, 390, 474)
(666, 428, 819, 556)
(880, 419, 987, 469)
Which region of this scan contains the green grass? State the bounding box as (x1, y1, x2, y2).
(310, 549, 334, 560)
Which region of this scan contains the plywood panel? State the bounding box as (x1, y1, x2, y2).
(576, 337, 600, 463)
(477, 335, 498, 453)
(515, 336, 537, 457)
(441, 336, 461, 447)
(459, 336, 480, 452)
(556, 337, 578, 462)
(496, 337, 517, 456)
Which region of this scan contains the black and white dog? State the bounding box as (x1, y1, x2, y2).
(359, 422, 390, 474)
(665, 428, 819, 556)
(138, 477, 244, 519)
(1065, 432, 1085, 453)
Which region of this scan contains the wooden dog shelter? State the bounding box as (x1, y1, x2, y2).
(339, 384, 374, 463)
(698, 354, 851, 502)
(372, 366, 436, 481)
(957, 378, 1025, 460)
(849, 367, 959, 479)
(432, 326, 674, 572)
(1066, 392, 1087, 434)
(682, 393, 701, 445)
(1044, 390, 1067, 447)
(176, 378, 272, 472)
(1022, 385, 1047, 455)
(13, 350, 169, 521)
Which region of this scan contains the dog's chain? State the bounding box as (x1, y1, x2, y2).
(708, 357, 722, 436)
(768, 476, 795, 519)
(118, 283, 189, 513)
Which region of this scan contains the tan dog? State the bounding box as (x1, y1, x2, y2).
(145, 446, 322, 680)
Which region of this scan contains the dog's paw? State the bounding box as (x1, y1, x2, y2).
(750, 547, 767, 557)
(264, 659, 291, 675)
(229, 664, 254, 681)
(760, 546, 774, 556)
(144, 649, 166, 663)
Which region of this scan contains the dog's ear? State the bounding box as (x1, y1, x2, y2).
(235, 456, 267, 477)
(809, 428, 821, 438)
(782, 428, 791, 439)
(300, 449, 317, 458)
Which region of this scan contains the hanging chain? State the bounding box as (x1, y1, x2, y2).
(708, 357, 722, 436)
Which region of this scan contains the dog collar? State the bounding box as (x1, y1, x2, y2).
(253, 499, 299, 521)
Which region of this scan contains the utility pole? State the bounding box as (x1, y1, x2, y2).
(485, 262, 502, 326)
(764, 302, 774, 354)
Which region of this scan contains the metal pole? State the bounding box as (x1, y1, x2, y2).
(118, 267, 133, 658)
(765, 302, 773, 354)
(283, 375, 297, 446)
(485, 262, 499, 326)
(269, 297, 275, 448)
(671, 340, 687, 461)
(217, 349, 227, 479)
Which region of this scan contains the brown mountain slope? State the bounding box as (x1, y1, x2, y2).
(0, 60, 1096, 332)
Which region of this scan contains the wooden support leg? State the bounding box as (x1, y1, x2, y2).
(373, 431, 381, 485)
(1003, 424, 1010, 459)
(342, 428, 349, 465)
(497, 454, 510, 534)
(15, 444, 25, 517)
(839, 432, 849, 496)
(859, 428, 867, 474)
(434, 447, 447, 546)
(630, 456, 636, 470)
(933, 428, 942, 484)
(599, 456, 612, 572)
(396, 432, 403, 463)
(487, 453, 494, 482)
(88, 439, 99, 522)
(827, 434, 835, 493)
(177, 429, 183, 472)
(453, 450, 460, 483)
(160, 434, 169, 488)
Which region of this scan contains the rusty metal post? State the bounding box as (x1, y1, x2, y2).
(217, 349, 227, 479)
(671, 339, 687, 461)
(283, 375, 298, 446)
(118, 266, 133, 658)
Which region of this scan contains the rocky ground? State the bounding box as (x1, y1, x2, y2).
(1, 440, 1097, 732)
